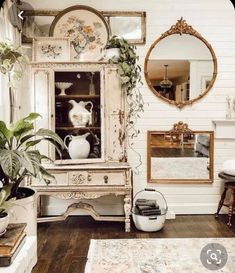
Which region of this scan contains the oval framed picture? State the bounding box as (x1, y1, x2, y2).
(49, 5, 110, 61)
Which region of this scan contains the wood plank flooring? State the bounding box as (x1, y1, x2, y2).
(32, 215, 235, 273)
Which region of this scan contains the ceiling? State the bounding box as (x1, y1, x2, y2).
(147, 60, 190, 81)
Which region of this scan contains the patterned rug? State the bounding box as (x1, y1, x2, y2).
(85, 238, 235, 273)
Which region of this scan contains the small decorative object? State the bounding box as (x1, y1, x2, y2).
(104, 47, 120, 62)
(49, 5, 110, 61)
(64, 133, 90, 159)
(68, 100, 93, 127)
(226, 96, 232, 119)
(87, 72, 96, 95)
(132, 188, 168, 232)
(55, 82, 73, 96)
(33, 37, 70, 62)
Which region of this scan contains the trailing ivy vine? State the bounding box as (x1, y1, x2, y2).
(106, 36, 144, 172)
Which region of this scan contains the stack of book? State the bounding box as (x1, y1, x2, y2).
(135, 199, 161, 216)
(0, 223, 26, 267)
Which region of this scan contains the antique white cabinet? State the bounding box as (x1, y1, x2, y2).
(28, 62, 132, 232)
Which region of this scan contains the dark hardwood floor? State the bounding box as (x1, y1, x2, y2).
(32, 215, 235, 273)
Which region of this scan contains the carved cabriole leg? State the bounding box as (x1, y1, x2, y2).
(124, 195, 131, 232)
(215, 187, 228, 218)
(227, 189, 235, 228)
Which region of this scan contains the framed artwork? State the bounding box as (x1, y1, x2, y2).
(49, 5, 110, 61)
(22, 10, 146, 45)
(33, 37, 70, 62)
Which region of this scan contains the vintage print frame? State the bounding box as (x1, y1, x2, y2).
(49, 5, 110, 62)
(33, 37, 70, 62)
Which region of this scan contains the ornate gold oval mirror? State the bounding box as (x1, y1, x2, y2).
(144, 18, 217, 108)
(147, 122, 214, 184)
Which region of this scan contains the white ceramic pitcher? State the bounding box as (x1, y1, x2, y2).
(64, 133, 90, 159)
(68, 100, 93, 127)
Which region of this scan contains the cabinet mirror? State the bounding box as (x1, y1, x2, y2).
(147, 122, 214, 183)
(144, 18, 217, 108)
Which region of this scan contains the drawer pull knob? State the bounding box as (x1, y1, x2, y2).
(87, 174, 92, 182)
(104, 176, 109, 184)
(45, 180, 51, 185)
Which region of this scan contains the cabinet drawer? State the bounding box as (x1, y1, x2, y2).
(31, 172, 68, 186)
(53, 172, 68, 185)
(69, 171, 125, 186)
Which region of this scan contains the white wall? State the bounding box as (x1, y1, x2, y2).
(22, 0, 235, 216)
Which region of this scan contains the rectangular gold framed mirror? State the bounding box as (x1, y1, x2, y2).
(22, 10, 146, 44)
(147, 122, 214, 183)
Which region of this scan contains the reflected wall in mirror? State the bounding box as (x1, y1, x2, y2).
(147, 122, 214, 183)
(145, 18, 217, 108)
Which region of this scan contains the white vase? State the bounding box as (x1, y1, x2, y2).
(104, 48, 120, 62)
(64, 132, 90, 159)
(68, 100, 93, 128)
(0, 213, 9, 235)
(10, 187, 38, 236)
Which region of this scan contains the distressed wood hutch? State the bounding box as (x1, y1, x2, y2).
(28, 62, 132, 232)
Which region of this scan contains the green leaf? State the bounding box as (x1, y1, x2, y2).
(0, 185, 12, 207)
(12, 120, 34, 141)
(39, 166, 55, 184)
(20, 151, 35, 175)
(0, 121, 12, 141)
(36, 128, 65, 149)
(19, 134, 35, 146)
(25, 139, 42, 149)
(0, 150, 21, 179)
(23, 113, 41, 122)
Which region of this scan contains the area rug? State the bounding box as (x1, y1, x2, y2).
(151, 157, 209, 179)
(85, 238, 235, 273)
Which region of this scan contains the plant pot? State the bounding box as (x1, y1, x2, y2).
(10, 187, 38, 236)
(104, 48, 120, 62)
(0, 212, 9, 235)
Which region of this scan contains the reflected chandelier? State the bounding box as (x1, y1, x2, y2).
(160, 65, 172, 89)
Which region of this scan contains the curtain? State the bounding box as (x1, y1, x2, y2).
(0, 0, 21, 124)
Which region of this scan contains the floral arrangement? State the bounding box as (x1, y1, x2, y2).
(59, 15, 104, 58)
(41, 44, 62, 59)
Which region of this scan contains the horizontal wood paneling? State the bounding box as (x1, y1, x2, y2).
(21, 0, 235, 215)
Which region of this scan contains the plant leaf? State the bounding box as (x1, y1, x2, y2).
(36, 128, 65, 149)
(23, 112, 41, 122)
(0, 121, 12, 141)
(12, 120, 34, 141)
(25, 139, 42, 149)
(0, 150, 21, 179)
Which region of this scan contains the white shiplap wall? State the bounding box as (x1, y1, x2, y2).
(22, 0, 235, 215)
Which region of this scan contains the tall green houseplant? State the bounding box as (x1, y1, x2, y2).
(0, 113, 65, 199)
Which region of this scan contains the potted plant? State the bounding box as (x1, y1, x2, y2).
(0, 185, 12, 236)
(0, 41, 28, 123)
(105, 36, 144, 170)
(0, 113, 65, 235)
